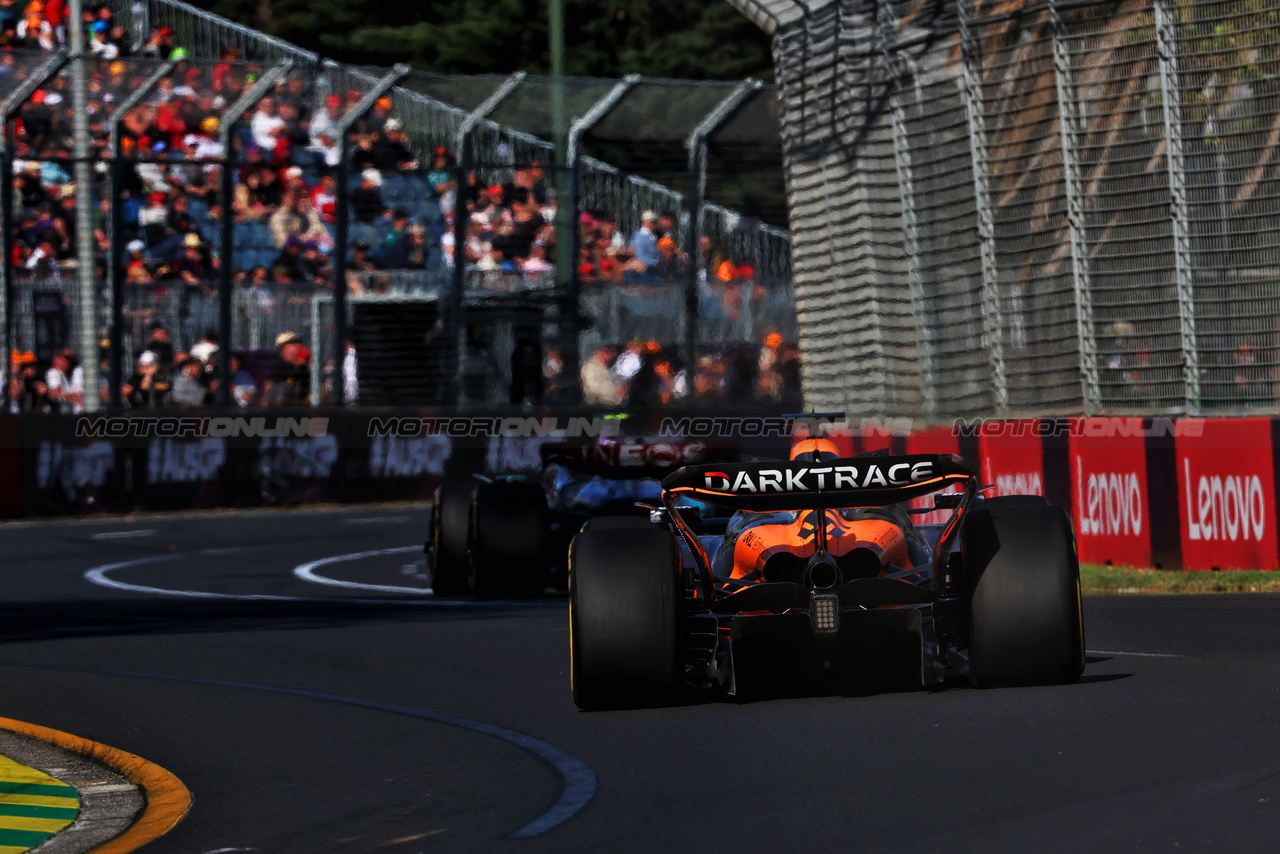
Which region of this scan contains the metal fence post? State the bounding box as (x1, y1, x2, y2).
(877, 0, 936, 420)
(684, 80, 761, 397)
(958, 0, 1007, 416)
(1049, 0, 1101, 415)
(1154, 0, 1200, 414)
(108, 61, 176, 408)
(70, 6, 100, 412)
(332, 64, 411, 406)
(217, 60, 294, 406)
(564, 75, 639, 405)
(0, 51, 69, 411)
(447, 71, 526, 406)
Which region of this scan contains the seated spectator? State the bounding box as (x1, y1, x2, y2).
(25, 239, 60, 276)
(427, 147, 453, 197)
(347, 239, 381, 295)
(166, 193, 201, 241)
(380, 221, 430, 270)
(263, 331, 310, 405)
(269, 188, 328, 249)
(172, 233, 210, 284)
(349, 133, 378, 172)
(18, 2, 54, 50)
(45, 348, 83, 413)
(271, 236, 310, 281)
(7, 351, 45, 414)
(351, 169, 386, 223)
(372, 119, 417, 171)
(138, 25, 174, 59)
(652, 236, 687, 282)
(308, 95, 342, 168)
(310, 174, 338, 223)
(171, 356, 207, 406)
(362, 96, 393, 137)
(628, 210, 661, 272)
(521, 242, 553, 281)
(189, 330, 219, 366)
(277, 101, 310, 161)
(250, 96, 286, 159)
(581, 345, 621, 406)
(0, 0, 18, 31)
(142, 321, 175, 365)
(229, 351, 257, 407)
(301, 241, 328, 281)
(138, 190, 174, 251)
(234, 170, 273, 221)
(125, 239, 154, 279)
(123, 350, 169, 408)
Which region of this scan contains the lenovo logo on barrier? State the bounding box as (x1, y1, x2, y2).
(1077, 458, 1143, 537)
(702, 461, 935, 493)
(1183, 459, 1266, 542)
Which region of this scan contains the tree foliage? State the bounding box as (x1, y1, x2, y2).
(193, 0, 776, 81)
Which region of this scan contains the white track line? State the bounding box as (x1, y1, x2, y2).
(90, 530, 156, 540)
(86, 555, 306, 601)
(85, 550, 548, 608)
(292, 547, 430, 594)
(1087, 649, 1184, 659)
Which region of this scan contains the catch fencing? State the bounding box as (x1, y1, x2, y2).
(2, 0, 797, 412)
(746, 0, 1280, 419)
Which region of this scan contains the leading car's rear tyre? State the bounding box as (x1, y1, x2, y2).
(963, 497, 1085, 688)
(570, 518, 682, 710)
(429, 480, 474, 597)
(469, 481, 548, 598)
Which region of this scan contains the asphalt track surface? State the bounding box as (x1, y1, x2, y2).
(0, 508, 1277, 853)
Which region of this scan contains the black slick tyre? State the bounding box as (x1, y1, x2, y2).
(469, 480, 548, 598)
(429, 480, 474, 597)
(570, 519, 682, 710)
(963, 498, 1085, 687)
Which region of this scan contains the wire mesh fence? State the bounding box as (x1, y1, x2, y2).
(0, 0, 797, 412)
(764, 0, 1280, 418)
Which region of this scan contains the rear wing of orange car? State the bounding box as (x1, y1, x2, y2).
(660, 454, 980, 598)
(661, 453, 977, 512)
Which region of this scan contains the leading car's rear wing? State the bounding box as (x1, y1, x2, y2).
(661, 454, 977, 511)
(541, 439, 740, 479)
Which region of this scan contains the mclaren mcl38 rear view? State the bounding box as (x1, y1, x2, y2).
(568, 445, 1085, 708)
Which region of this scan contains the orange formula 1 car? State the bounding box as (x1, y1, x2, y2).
(568, 442, 1085, 708)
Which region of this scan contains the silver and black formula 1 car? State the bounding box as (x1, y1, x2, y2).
(426, 436, 740, 598)
(568, 438, 1085, 708)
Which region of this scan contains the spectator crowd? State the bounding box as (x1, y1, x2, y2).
(1, 3, 800, 410)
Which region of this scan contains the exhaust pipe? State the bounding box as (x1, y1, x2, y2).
(805, 552, 842, 590)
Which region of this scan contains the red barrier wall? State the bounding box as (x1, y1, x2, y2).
(978, 420, 1045, 497)
(1175, 418, 1278, 570)
(1068, 418, 1152, 567)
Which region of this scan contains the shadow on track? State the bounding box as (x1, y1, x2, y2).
(0, 597, 565, 644)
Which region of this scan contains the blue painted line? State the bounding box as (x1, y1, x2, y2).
(0, 662, 595, 839)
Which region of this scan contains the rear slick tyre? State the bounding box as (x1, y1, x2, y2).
(469, 481, 548, 599)
(963, 498, 1085, 688)
(570, 521, 682, 710)
(429, 481, 474, 597)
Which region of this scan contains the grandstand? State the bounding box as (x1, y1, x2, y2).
(1, 0, 799, 412)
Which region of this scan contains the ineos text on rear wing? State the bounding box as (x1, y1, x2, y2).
(541, 440, 740, 479)
(662, 454, 977, 511)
